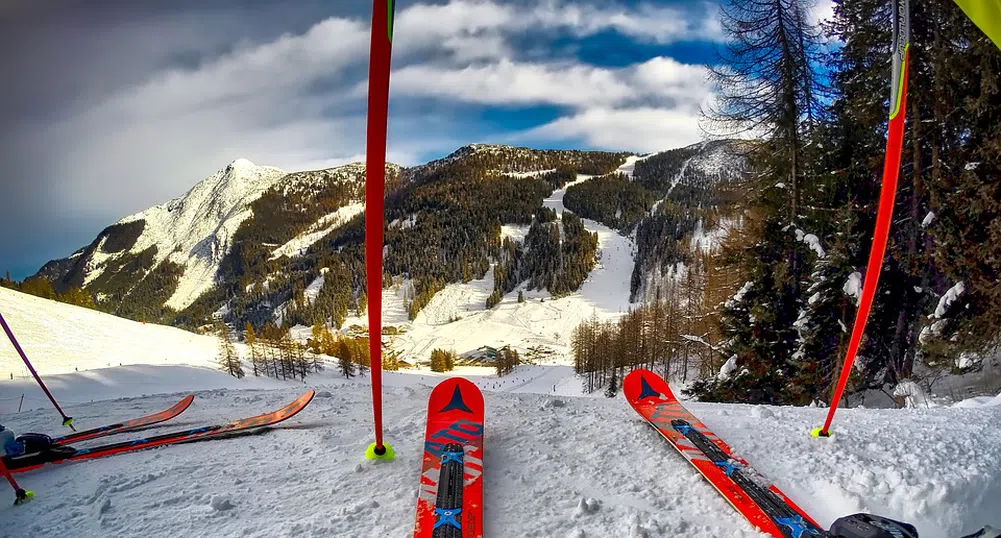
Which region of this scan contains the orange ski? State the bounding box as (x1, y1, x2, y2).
(5, 390, 314, 474)
(54, 394, 195, 444)
(624, 369, 824, 538)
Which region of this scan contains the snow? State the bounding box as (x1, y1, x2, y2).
(726, 281, 754, 308)
(97, 159, 289, 311)
(893, 380, 938, 408)
(616, 154, 652, 179)
(500, 224, 529, 243)
(270, 202, 365, 260)
(0, 287, 223, 381)
(304, 274, 325, 304)
(795, 229, 826, 258)
(922, 211, 936, 228)
(932, 282, 966, 319)
(345, 173, 636, 364)
(1, 288, 1000, 537)
(717, 355, 738, 380)
(953, 392, 1001, 409)
(843, 272, 862, 304)
(688, 217, 736, 254)
(502, 168, 556, 179)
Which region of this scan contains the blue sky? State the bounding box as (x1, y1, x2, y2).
(0, 0, 832, 280)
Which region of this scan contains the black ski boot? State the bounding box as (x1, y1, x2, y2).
(830, 513, 919, 538)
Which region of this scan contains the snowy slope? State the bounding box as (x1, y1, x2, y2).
(0, 368, 998, 538)
(0, 287, 221, 379)
(0, 284, 999, 537)
(342, 172, 636, 364)
(269, 202, 365, 260)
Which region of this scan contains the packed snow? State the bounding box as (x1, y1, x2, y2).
(1, 289, 1000, 537)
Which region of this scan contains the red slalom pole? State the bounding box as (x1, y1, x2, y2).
(0, 310, 74, 430)
(0, 457, 32, 505)
(815, 0, 910, 437)
(363, 0, 396, 461)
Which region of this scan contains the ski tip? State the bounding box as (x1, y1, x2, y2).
(364, 441, 396, 461)
(810, 427, 832, 438)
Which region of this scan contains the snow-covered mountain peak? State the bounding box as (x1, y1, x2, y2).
(227, 157, 257, 171)
(95, 160, 289, 310)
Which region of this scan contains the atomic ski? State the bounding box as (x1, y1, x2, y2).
(414, 378, 484, 538)
(53, 394, 195, 444)
(4, 390, 314, 474)
(624, 369, 825, 538)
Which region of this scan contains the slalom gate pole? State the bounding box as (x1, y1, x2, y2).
(0, 457, 32, 505)
(363, 0, 397, 461)
(0, 311, 74, 430)
(814, 0, 910, 438)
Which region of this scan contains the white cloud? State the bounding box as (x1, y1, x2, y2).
(528, 1, 721, 44)
(391, 55, 711, 151)
(527, 107, 706, 153)
(394, 0, 723, 61)
(103, 17, 370, 121)
(392, 56, 710, 110)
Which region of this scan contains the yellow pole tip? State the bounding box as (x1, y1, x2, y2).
(810, 427, 832, 438)
(364, 442, 396, 461)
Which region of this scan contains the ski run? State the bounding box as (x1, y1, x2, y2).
(0, 359, 997, 537)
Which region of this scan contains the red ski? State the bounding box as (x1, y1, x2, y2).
(414, 378, 484, 538)
(4, 390, 314, 474)
(623, 369, 825, 538)
(54, 394, 195, 444)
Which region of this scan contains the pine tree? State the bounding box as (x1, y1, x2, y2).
(244, 322, 260, 377)
(216, 322, 244, 379)
(693, 0, 827, 404)
(605, 366, 618, 398)
(337, 338, 356, 379)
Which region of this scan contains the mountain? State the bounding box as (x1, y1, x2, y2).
(36, 141, 745, 330)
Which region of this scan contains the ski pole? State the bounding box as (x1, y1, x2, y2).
(0, 457, 33, 505)
(0, 311, 74, 430)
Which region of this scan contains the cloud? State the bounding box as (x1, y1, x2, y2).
(527, 107, 706, 153)
(393, 56, 710, 109)
(392, 55, 711, 151)
(394, 0, 723, 61)
(45, 0, 715, 216)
